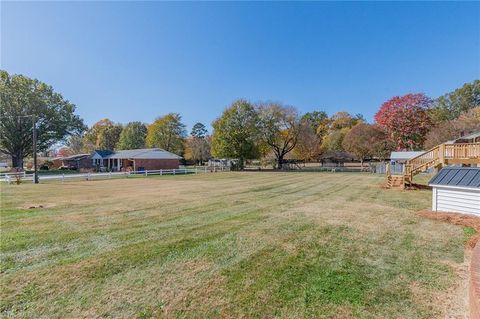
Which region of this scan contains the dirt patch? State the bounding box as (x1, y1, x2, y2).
(417, 210, 480, 248)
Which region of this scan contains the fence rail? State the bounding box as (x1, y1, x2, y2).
(1, 167, 229, 184)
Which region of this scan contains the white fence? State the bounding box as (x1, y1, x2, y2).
(1, 167, 229, 184)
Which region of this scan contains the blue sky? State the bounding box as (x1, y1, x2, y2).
(1, 1, 479, 132)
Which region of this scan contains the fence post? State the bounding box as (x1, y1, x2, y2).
(145, 170, 148, 177)
(160, 169, 162, 176)
(173, 169, 175, 176)
(184, 168, 187, 175)
(195, 167, 198, 174)
(205, 166, 207, 173)
(62, 173, 65, 183)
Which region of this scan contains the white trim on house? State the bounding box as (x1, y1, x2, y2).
(429, 184, 479, 192)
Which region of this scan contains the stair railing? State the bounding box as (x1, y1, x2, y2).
(404, 144, 441, 182)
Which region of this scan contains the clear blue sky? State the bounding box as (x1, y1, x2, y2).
(1, 1, 479, 132)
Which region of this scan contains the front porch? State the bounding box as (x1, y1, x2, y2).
(93, 158, 135, 172)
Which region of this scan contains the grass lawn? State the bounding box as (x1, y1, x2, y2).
(0, 172, 469, 318)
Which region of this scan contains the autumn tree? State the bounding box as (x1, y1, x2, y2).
(146, 113, 186, 155)
(374, 93, 432, 150)
(184, 122, 210, 165)
(302, 111, 330, 138)
(117, 121, 147, 150)
(257, 102, 301, 169)
(66, 134, 92, 154)
(0, 70, 85, 168)
(320, 111, 363, 153)
(342, 123, 393, 167)
(430, 80, 480, 123)
(211, 99, 259, 169)
(330, 112, 364, 130)
(424, 107, 480, 149)
(321, 128, 351, 153)
(293, 113, 325, 161)
(184, 136, 211, 165)
(84, 119, 123, 150)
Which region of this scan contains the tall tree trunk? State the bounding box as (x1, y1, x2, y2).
(238, 157, 245, 170)
(277, 155, 284, 170)
(12, 150, 24, 169)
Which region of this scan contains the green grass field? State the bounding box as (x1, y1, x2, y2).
(0, 172, 468, 318)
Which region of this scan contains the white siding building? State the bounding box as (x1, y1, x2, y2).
(429, 167, 480, 216)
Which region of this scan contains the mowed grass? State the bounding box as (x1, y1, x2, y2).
(0, 172, 467, 318)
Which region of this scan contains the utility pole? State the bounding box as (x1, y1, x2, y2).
(32, 115, 39, 184)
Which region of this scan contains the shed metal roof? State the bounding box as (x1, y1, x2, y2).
(429, 167, 480, 189)
(106, 148, 182, 160)
(390, 151, 425, 161)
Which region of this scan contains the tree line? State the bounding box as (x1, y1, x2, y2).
(1, 69, 478, 169)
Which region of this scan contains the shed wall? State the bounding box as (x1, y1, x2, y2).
(433, 186, 480, 216)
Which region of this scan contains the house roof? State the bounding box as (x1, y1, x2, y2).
(429, 167, 480, 189)
(390, 151, 425, 161)
(93, 150, 114, 157)
(446, 131, 480, 144)
(106, 148, 182, 160)
(455, 132, 480, 143)
(53, 154, 90, 161)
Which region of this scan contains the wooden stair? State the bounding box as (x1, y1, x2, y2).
(386, 175, 404, 189)
(385, 142, 480, 189)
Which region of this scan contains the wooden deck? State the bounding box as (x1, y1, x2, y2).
(386, 143, 480, 188)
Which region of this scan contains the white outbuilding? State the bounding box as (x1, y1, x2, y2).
(429, 167, 480, 216)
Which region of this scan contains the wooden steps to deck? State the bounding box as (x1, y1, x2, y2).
(386, 175, 404, 189)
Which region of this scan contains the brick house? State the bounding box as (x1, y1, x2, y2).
(52, 154, 93, 170)
(91, 148, 182, 172)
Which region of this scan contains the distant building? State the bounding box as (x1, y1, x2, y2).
(91, 148, 182, 171)
(389, 151, 425, 164)
(52, 154, 92, 170)
(52, 148, 182, 172)
(446, 131, 480, 144)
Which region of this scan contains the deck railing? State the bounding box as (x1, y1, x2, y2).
(404, 142, 480, 182)
(444, 143, 480, 159)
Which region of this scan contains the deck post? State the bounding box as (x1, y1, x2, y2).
(439, 143, 445, 165)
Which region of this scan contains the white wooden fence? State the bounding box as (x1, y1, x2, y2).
(1, 167, 229, 184)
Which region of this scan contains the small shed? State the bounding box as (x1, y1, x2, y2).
(390, 151, 425, 164)
(428, 167, 480, 216)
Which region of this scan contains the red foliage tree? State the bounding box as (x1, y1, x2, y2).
(374, 93, 432, 150)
